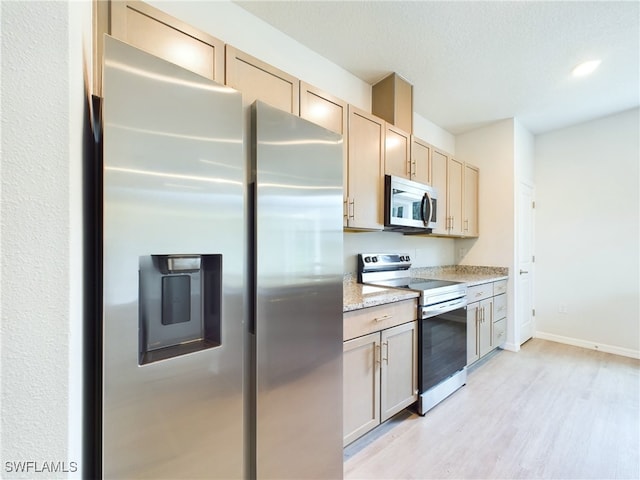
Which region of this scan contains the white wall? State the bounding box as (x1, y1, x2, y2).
(455, 119, 518, 350)
(534, 108, 640, 357)
(514, 118, 535, 184)
(0, 1, 87, 477)
(151, 0, 458, 270)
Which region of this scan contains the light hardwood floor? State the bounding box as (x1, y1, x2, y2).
(344, 338, 640, 479)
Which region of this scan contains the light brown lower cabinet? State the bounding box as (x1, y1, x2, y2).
(467, 280, 508, 365)
(343, 332, 380, 446)
(343, 315, 417, 446)
(380, 321, 418, 422)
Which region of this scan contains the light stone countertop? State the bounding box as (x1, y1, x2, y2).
(343, 276, 419, 312)
(343, 266, 509, 312)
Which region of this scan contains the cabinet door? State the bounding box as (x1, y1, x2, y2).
(299, 82, 347, 136)
(411, 136, 431, 185)
(380, 321, 418, 422)
(343, 333, 380, 446)
(110, 1, 224, 83)
(384, 125, 411, 179)
(299, 82, 348, 222)
(447, 157, 464, 236)
(430, 149, 448, 235)
(493, 293, 507, 321)
(493, 318, 507, 346)
(463, 164, 479, 237)
(466, 302, 480, 365)
(346, 106, 384, 230)
(478, 298, 494, 357)
(225, 46, 299, 113)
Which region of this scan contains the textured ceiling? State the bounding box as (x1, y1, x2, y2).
(235, 1, 640, 135)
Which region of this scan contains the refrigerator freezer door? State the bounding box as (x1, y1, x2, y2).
(252, 102, 344, 479)
(102, 36, 245, 478)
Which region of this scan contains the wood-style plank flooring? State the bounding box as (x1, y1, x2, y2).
(344, 338, 640, 479)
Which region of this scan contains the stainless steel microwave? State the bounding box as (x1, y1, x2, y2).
(384, 175, 438, 233)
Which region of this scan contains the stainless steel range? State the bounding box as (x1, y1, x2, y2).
(358, 253, 468, 415)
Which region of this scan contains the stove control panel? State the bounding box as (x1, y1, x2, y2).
(358, 253, 412, 273)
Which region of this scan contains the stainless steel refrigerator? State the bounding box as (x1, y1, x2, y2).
(100, 36, 343, 479)
(251, 101, 344, 479)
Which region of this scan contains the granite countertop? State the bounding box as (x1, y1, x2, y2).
(343, 265, 508, 312)
(410, 265, 508, 286)
(343, 275, 419, 312)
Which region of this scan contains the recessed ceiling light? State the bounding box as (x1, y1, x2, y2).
(571, 60, 601, 77)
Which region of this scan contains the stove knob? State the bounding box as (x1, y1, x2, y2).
(398, 255, 405, 261)
(405, 255, 411, 262)
(372, 256, 378, 263)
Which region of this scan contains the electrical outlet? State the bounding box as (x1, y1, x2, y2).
(558, 304, 568, 314)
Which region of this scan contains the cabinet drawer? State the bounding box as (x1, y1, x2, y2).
(493, 293, 507, 321)
(344, 299, 417, 341)
(467, 283, 493, 303)
(493, 280, 507, 296)
(493, 318, 506, 346)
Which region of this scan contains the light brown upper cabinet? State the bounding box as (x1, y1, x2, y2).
(447, 157, 465, 237)
(109, 1, 224, 83)
(463, 164, 479, 237)
(411, 136, 431, 185)
(225, 46, 299, 113)
(431, 150, 464, 236)
(299, 82, 348, 206)
(346, 106, 385, 230)
(384, 124, 411, 179)
(430, 149, 449, 235)
(372, 73, 413, 134)
(299, 82, 347, 136)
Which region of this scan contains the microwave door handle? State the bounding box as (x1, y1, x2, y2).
(422, 192, 432, 226)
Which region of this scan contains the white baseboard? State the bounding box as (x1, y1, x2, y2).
(501, 342, 520, 353)
(535, 331, 640, 360)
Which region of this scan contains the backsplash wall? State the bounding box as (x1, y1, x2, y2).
(344, 231, 455, 273)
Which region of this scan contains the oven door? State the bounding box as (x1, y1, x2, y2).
(419, 301, 467, 393)
(384, 175, 436, 231)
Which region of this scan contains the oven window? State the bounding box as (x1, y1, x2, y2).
(420, 307, 467, 392)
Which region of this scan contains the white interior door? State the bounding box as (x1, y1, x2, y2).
(517, 182, 535, 344)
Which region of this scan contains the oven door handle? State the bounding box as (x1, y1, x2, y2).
(421, 297, 467, 319)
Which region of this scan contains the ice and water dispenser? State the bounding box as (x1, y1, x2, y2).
(138, 254, 222, 364)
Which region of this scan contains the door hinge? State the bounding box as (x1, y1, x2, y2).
(532, 201, 536, 209)
(532, 309, 536, 316)
(532, 255, 535, 263)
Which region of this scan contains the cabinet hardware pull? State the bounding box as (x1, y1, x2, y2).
(375, 344, 381, 367)
(519, 269, 529, 275)
(348, 199, 355, 220)
(464, 219, 469, 231)
(374, 314, 392, 322)
(383, 341, 389, 364)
